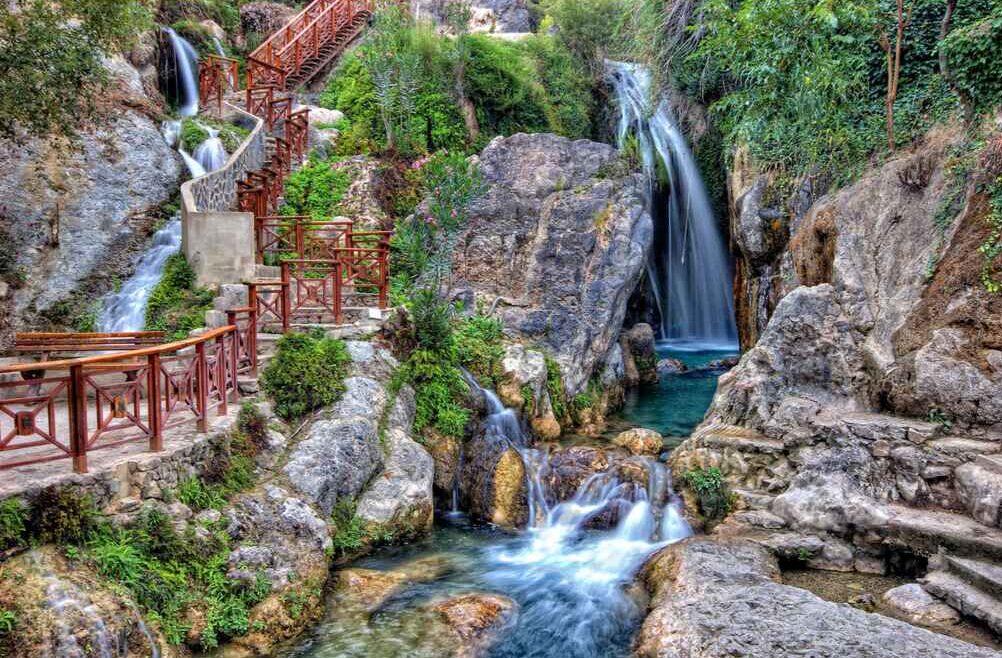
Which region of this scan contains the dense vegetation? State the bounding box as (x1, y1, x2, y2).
(261, 329, 352, 421)
(145, 253, 214, 340)
(321, 6, 597, 157)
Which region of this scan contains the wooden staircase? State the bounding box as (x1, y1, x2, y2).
(246, 0, 376, 92)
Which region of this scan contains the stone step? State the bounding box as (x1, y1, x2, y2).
(839, 412, 939, 444)
(954, 458, 1002, 528)
(882, 505, 1002, 560)
(947, 556, 1002, 600)
(689, 422, 786, 454)
(922, 570, 1002, 635)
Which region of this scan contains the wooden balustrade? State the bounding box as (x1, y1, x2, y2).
(0, 326, 243, 474)
(199, 55, 240, 115)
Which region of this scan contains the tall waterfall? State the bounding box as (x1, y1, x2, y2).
(163, 27, 199, 117)
(609, 62, 737, 350)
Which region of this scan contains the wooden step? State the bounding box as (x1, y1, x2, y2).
(922, 571, 1002, 634)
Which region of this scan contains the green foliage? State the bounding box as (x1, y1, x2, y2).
(31, 489, 99, 545)
(0, 609, 15, 635)
(683, 467, 731, 521)
(86, 507, 268, 648)
(179, 117, 250, 154)
(280, 154, 351, 219)
(544, 0, 628, 75)
(980, 175, 1002, 293)
(464, 34, 550, 137)
(454, 313, 505, 387)
(329, 500, 365, 558)
(145, 253, 213, 340)
(236, 401, 271, 454)
(176, 452, 256, 512)
(0, 0, 152, 138)
(544, 354, 567, 420)
(519, 33, 596, 139)
(927, 407, 955, 432)
(941, 6, 1002, 113)
(406, 348, 470, 439)
(688, 0, 881, 178)
(261, 329, 351, 421)
(0, 498, 28, 551)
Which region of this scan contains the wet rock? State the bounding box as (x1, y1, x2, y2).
(432, 593, 518, 658)
(882, 583, 961, 627)
(636, 538, 997, 658)
(450, 133, 652, 395)
(705, 356, 739, 370)
(623, 323, 658, 385)
(612, 428, 664, 456)
(656, 358, 687, 376)
(461, 433, 527, 529)
(334, 568, 411, 612)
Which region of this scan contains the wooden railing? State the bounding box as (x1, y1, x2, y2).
(199, 54, 240, 115)
(246, 0, 375, 90)
(0, 326, 247, 473)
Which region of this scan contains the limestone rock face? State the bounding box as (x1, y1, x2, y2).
(451, 133, 652, 394)
(411, 0, 535, 33)
(240, 2, 296, 35)
(357, 389, 435, 540)
(635, 538, 997, 658)
(0, 56, 181, 346)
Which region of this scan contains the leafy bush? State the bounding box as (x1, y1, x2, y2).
(261, 330, 351, 420)
(179, 117, 250, 154)
(941, 6, 1002, 113)
(30, 489, 99, 545)
(145, 253, 214, 340)
(544, 354, 567, 420)
(86, 508, 269, 648)
(0, 498, 28, 551)
(519, 34, 596, 139)
(236, 402, 271, 454)
(330, 499, 365, 558)
(0, 0, 152, 138)
(683, 467, 731, 521)
(454, 313, 505, 387)
(464, 35, 550, 137)
(406, 348, 470, 439)
(280, 154, 351, 219)
(544, 0, 629, 75)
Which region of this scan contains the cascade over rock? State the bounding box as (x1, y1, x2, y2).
(0, 56, 182, 347)
(450, 133, 652, 395)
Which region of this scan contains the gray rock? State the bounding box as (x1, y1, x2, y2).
(283, 416, 383, 516)
(356, 428, 434, 537)
(636, 538, 996, 658)
(882, 583, 961, 626)
(450, 133, 652, 394)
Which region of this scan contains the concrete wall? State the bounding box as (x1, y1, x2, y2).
(181, 102, 266, 287)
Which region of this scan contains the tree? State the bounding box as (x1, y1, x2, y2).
(359, 6, 420, 152)
(0, 0, 150, 139)
(442, 0, 480, 143)
(878, 0, 915, 151)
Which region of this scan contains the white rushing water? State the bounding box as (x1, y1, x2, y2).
(194, 123, 228, 172)
(609, 62, 738, 350)
(98, 220, 182, 333)
(459, 377, 692, 658)
(163, 27, 199, 118)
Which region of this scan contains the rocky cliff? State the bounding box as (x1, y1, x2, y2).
(0, 56, 181, 348)
(451, 133, 652, 395)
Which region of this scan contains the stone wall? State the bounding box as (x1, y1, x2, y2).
(181, 102, 264, 286)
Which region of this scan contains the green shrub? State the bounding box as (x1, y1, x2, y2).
(464, 34, 550, 137)
(261, 330, 351, 420)
(330, 499, 365, 558)
(519, 34, 595, 139)
(0, 498, 28, 551)
(406, 349, 470, 439)
(279, 154, 351, 219)
(941, 6, 1002, 114)
(683, 467, 731, 521)
(454, 313, 505, 387)
(544, 0, 629, 75)
(236, 402, 270, 454)
(144, 253, 213, 340)
(31, 489, 99, 545)
(0, 609, 15, 635)
(544, 354, 567, 420)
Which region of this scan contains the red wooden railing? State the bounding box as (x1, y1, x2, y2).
(199, 54, 240, 115)
(0, 324, 254, 473)
(246, 0, 376, 90)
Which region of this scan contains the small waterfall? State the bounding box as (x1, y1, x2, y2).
(98, 220, 182, 333)
(43, 576, 115, 658)
(609, 62, 738, 350)
(194, 124, 227, 172)
(211, 36, 226, 56)
(163, 27, 199, 117)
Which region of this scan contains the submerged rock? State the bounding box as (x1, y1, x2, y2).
(636, 538, 997, 658)
(432, 593, 518, 658)
(656, 358, 687, 376)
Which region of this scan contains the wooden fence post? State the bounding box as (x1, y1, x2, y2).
(68, 364, 88, 473)
(195, 341, 209, 432)
(147, 353, 163, 451)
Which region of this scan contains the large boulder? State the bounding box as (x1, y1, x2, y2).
(460, 432, 528, 529)
(0, 57, 181, 347)
(635, 538, 997, 658)
(451, 133, 652, 394)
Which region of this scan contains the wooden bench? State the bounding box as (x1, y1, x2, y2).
(13, 332, 166, 387)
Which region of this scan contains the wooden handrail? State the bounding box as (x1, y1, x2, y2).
(0, 326, 236, 374)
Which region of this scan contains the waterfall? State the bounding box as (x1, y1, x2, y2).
(193, 124, 228, 172)
(98, 220, 182, 333)
(211, 36, 226, 56)
(163, 27, 199, 117)
(609, 61, 737, 350)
